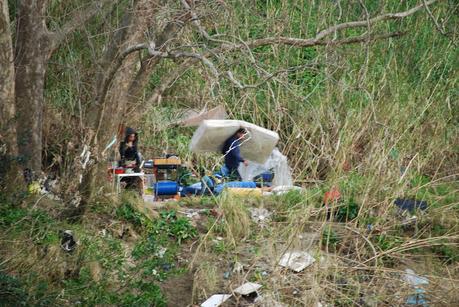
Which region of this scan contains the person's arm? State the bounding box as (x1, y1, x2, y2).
(119, 142, 126, 166)
(232, 144, 244, 163)
(134, 147, 141, 168)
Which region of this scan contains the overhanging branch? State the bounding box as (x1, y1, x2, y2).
(49, 0, 115, 51)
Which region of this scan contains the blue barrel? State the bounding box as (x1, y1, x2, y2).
(154, 181, 179, 195)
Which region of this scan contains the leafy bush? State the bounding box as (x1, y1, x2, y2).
(0, 272, 28, 306)
(335, 199, 359, 222)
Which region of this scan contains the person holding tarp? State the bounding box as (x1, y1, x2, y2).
(220, 128, 249, 180)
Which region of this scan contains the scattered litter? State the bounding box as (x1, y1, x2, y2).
(99, 229, 107, 237)
(60, 230, 76, 252)
(201, 294, 232, 307)
(155, 246, 167, 258)
(279, 251, 315, 272)
(223, 271, 231, 279)
(401, 215, 418, 226)
(403, 269, 429, 306)
(394, 198, 428, 213)
(180, 208, 207, 219)
(323, 187, 341, 206)
(250, 208, 272, 226)
(272, 185, 301, 195)
(232, 262, 244, 273)
(234, 282, 262, 296)
(404, 269, 429, 286)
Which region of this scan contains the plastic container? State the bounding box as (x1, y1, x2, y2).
(113, 168, 125, 174)
(154, 181, 179, 195)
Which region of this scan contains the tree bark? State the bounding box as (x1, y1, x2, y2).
(0, 0, 20, 189)
(14, 0, 50, 174)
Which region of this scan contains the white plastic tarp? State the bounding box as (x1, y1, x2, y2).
(238, 148, 293, 187)
(190, 120, 279, 164)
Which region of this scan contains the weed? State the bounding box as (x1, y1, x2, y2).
(220, 196, 251, 243)
(335, 199, 360, 222)
(322, 226, 340, 249)
(0, 271, 28, 306)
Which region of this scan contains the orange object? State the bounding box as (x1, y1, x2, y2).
(324, 187, 341, 206)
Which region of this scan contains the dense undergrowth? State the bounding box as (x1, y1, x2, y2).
(0, 192, 197, 306)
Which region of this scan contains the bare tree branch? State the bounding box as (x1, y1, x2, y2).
(422, 0, 447, 35)
(180, 0, 229, 44)
(49, 0, 116, 51)
(314, 0, 437, 40)
(143, 1, 438, 107)
(216, 0, 438, 52)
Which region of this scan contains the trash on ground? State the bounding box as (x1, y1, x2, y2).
(232, 261, 244, 273)
(201, 294, 232, 307)
(272, 185, 301, 195)
(179, 208, 207, 219)
(323, 187, 341, 206)
(60, 230, 76, 252)
(401, 215, 418, 226)
(234, 282, 262, 296)
(404, 269, 429, 286)
(394, 198, 428, 212)
(155, 246, 167, 258)
(250, 207, 272, 226)
(279, 251, 315, 272)
(403, 268, 429, 306)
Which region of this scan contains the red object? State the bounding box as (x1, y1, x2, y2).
(113, 168, 125, 174)
(324, 187, 341, 206)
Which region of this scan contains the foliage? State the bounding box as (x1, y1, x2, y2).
(0, 271, 28, 307)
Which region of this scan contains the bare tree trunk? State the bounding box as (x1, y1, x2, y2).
(0, 0, 20, 189)
(14, 0, 50, 174)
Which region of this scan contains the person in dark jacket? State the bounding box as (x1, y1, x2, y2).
(119, 127, 141, 170)
(221, 128, 248, 179)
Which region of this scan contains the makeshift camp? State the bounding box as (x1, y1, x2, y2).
(190, 120, 279, 164)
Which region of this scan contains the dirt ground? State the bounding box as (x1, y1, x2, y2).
(160, 271, 195, 307)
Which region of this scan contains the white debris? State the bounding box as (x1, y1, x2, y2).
(201, 294, 232, 307)
(272, 185, 302, 195)
(155, 247, 167, 258)
(232, 262, 244, 273)
(279, 251, 316, 272)
(250, 208, 272, 226)
(404, 269, 429, 286)
(234, 282, 262, 296)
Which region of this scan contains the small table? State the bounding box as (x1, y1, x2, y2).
(114, 172, 144, 194)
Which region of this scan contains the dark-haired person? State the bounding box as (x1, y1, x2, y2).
(221, 128, 249, 180)
(119, 127, 141, 171)
(119, 127, 143, 190)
